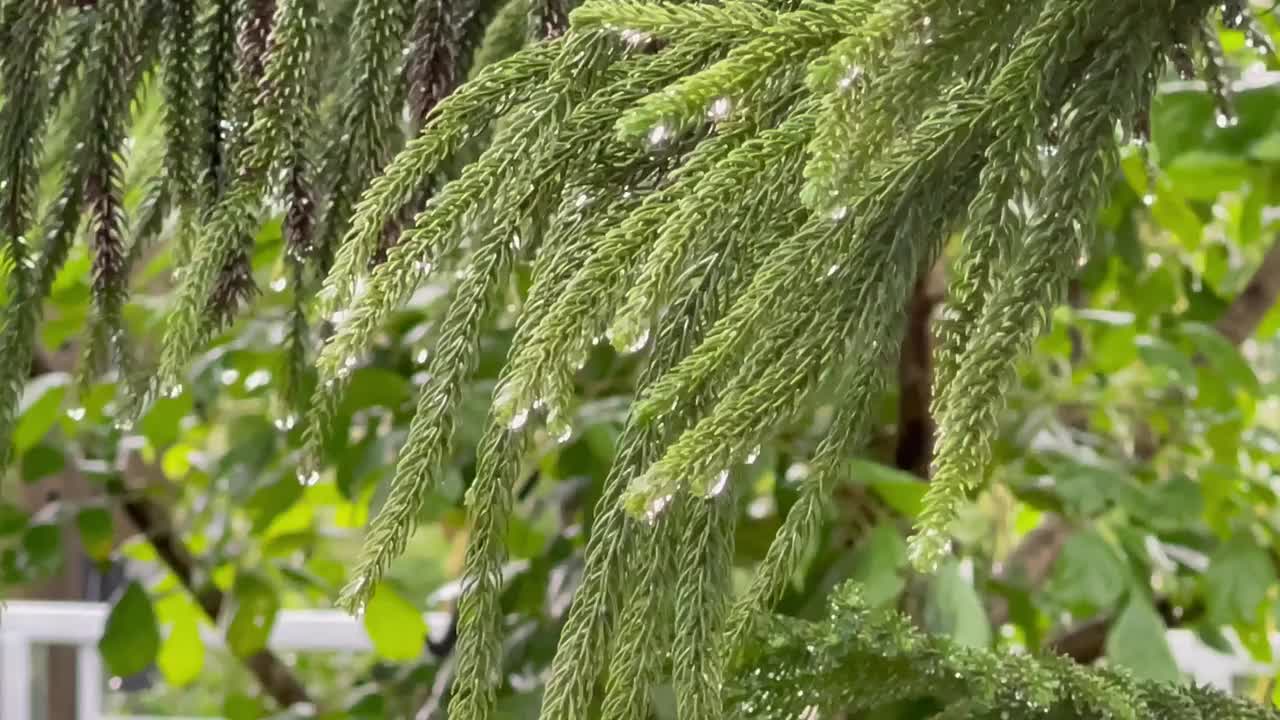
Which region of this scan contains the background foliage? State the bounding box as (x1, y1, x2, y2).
(5, 0, 1280, 718)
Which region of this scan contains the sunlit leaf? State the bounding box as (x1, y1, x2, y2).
(362, 583, 428, 661)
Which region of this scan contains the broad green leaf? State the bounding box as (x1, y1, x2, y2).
(14, 373, 70, 453)
(847, 524, 907, 607)
(340, 368, 412, 415)
(227, 571, 280, 658)
(157, 615, 205, 687)
(246, 476, 304, 533)
(0, 502, 27, 536)
(1147, 475, 1203, 532)
(1136, 335, 1195, 387)
(1204, 531, 1276, 625)
(924, 560, 991, 648)
(138, 393, 194, 450)
(362, 584, 428, 661)
(1182, 322, 1259, 393)
(1234, 601, 1273, 663)
(75, 506, 113, 563)
(848, 459, 925, 517)
(98, 582, 160, 677)
(1049, 531, 1129, 610)
(1163, 150, 1249, 199)
(20, 443, 65, 484)
(1083, 313, 1138, 373)
(22, 523, 62, 577)
(1120, 155, 1202, 249)
(1249, 131, 1280, 162)
(1105, 597, 1181, 684)
(223, 692, 268, 720)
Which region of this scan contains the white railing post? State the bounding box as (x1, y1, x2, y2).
(1, 630, 32, 720)
(77, 644, 104, 719)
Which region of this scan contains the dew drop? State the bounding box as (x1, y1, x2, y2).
(298, 469, 321, 486)
(646, 123, 672, 148)
(826, 263, 841, 277)
(784, 462, 811, 483)
(644, 493, 673, 524)
(270, 275, 288, 292)
(414, 348, 430, 365)
(162, 383, 183, 399)
(547, 411, 572, 444)
(837, 65, 863, 92)
(828, 206, 849, 222)
(707, 469, 730, 497)
(66, 406, 86, 421)
(707, 97, 733, 121)
(244, 369, 272, 390)
(508, 407, 530, 432)
(745, 445, 760, 464)
(1215, 109, 1239, 129)
(1141, 193, 1155, 207)
(337, 355, 359, 378)
(274, 414, 297, 431)
(620, 29, 650, 49)
(624, 328, 651, 354)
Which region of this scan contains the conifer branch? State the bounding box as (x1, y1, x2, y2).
(83, 0, 144, 384)
(540, 209, 747, 719)
(672, 491, 736, 720)
(162, 0, 200, 209)
(317, 42, 558, 318)
(446, 422, 524, 720)
(316, 0, 411, 272)
(468, 0, 527, 75)
(914, 8, 1159, 570)
(0, 0, 58, 476)
(597, 511, 679, 720)
(197, 0, 240, 199)
(724, 323, 901, 655)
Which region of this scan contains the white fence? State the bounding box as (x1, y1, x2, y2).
(0, 601, 449, 720)
(0, 601, 1274, 719)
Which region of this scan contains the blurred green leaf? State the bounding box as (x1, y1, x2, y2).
(99, 582, 160, 677)
(20, 443, 65, 484)
(0, 502, 27, 536)
(847, 524, 907, 607)
(227, 571, 280, 658)
(1105, 597, 1181, 684)
(363, 584, 428, 662)
(139, 393, 195, 451)
(848, 459, 925, 517)
(157, 615, 205, 687)
(1204, 532, 1276, 625)
(21, 523, 62, 577)
(14, 373, 69, 453)
(1163, 150, 1249, 199)
(1182, 322, 1259, 393)
(924, 560, 990, 648)
(75, 505, 113, 563)
(1049, 531, 1128, 610)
